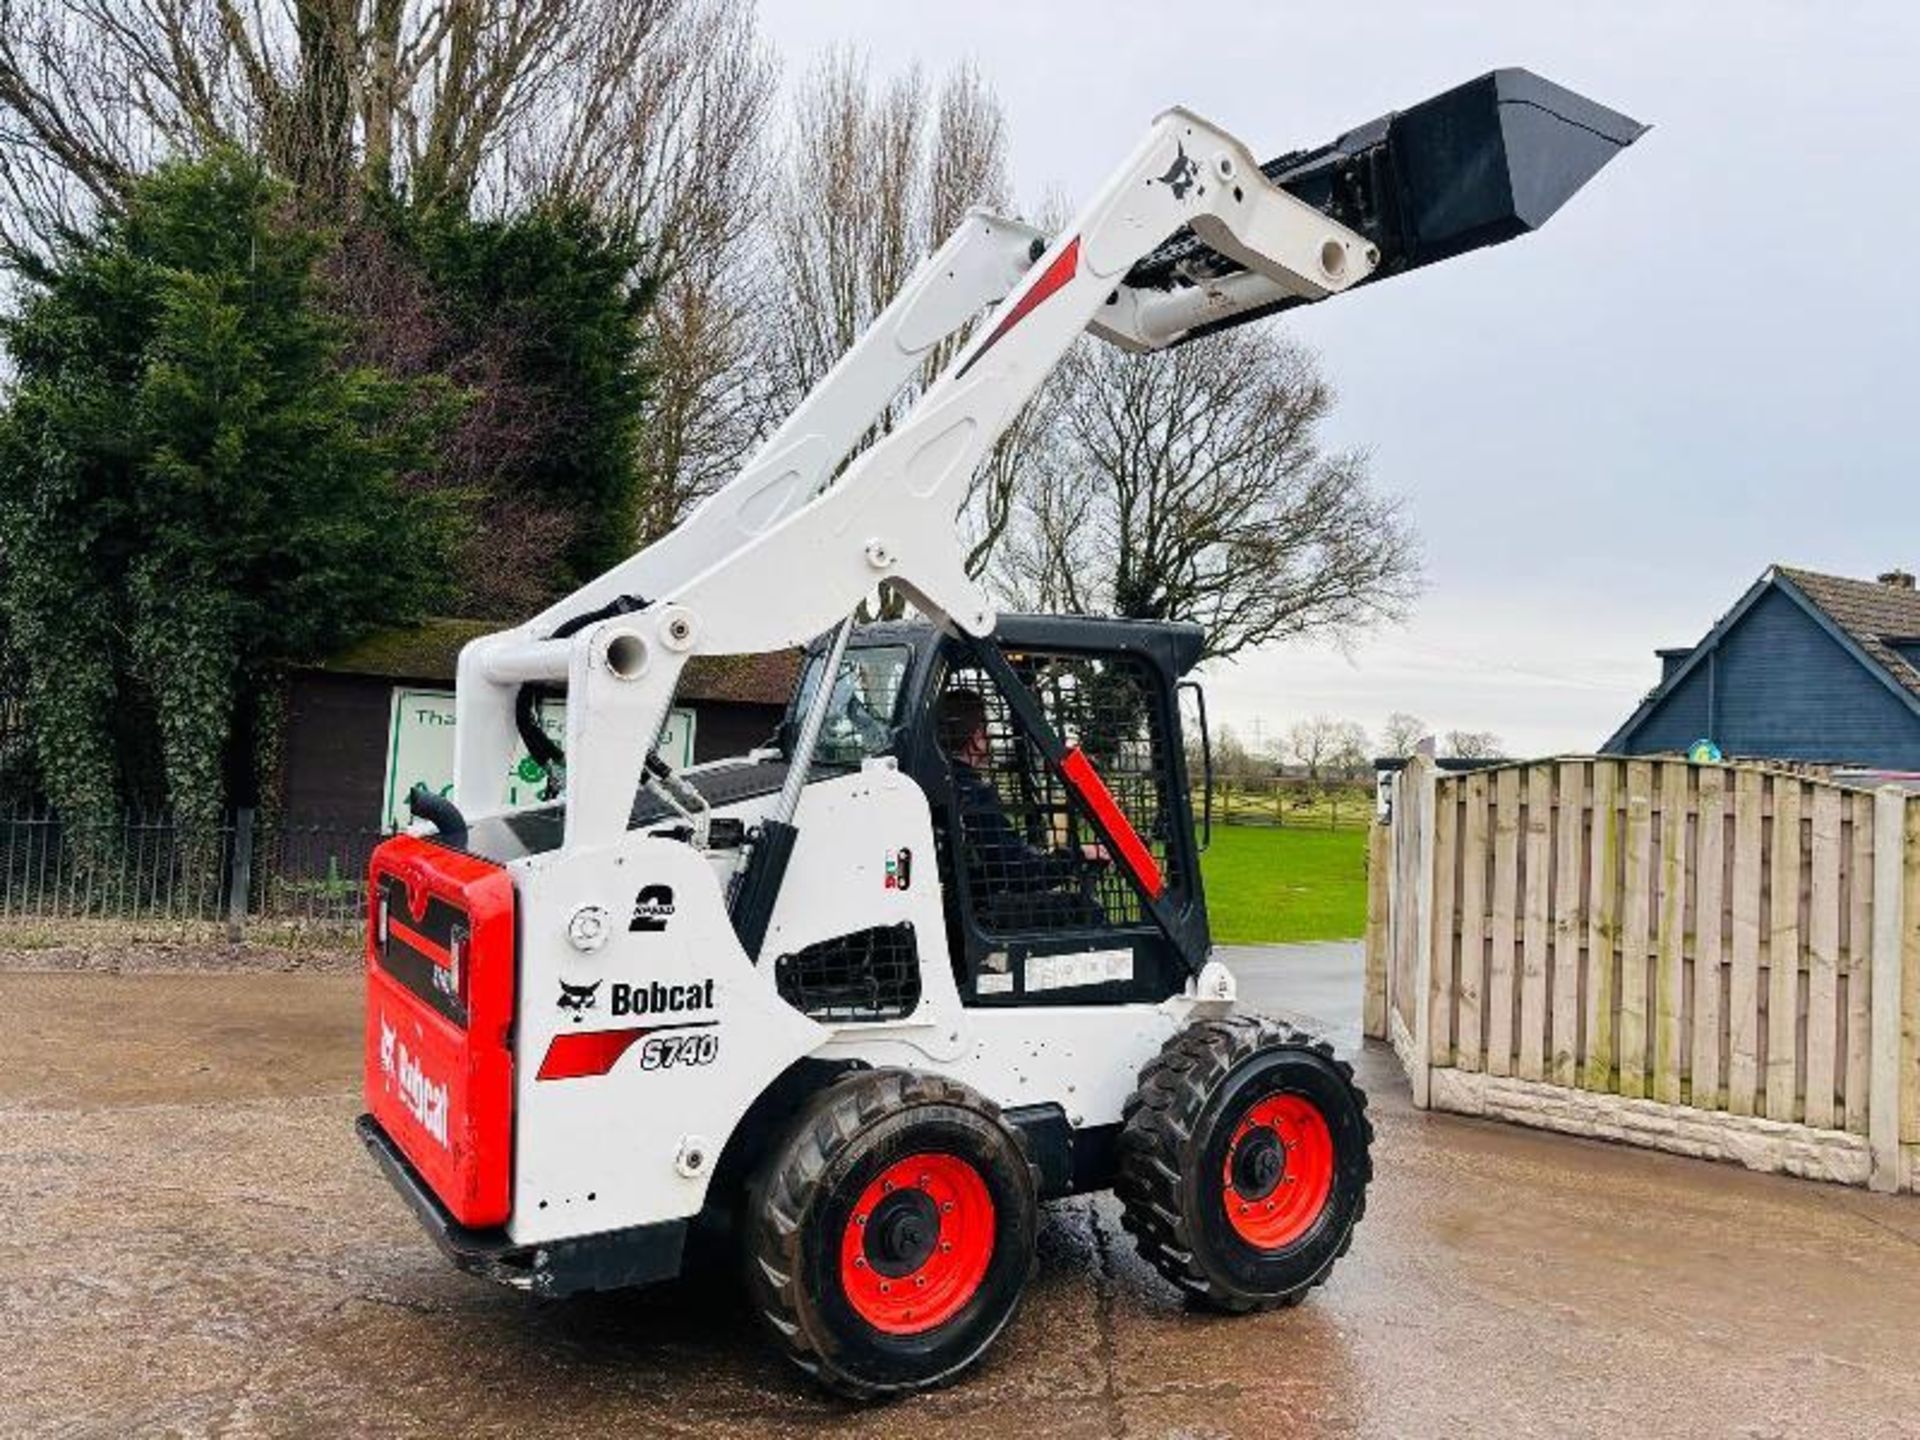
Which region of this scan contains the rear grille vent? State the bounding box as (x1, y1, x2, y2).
(774, 924, 921, 1022)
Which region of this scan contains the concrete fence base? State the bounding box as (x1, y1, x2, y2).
(1428, 1067, 1873, 1187)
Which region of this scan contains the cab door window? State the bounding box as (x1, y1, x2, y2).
(932, 650, 1179, 937)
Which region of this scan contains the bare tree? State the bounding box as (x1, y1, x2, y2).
(501, 0, 778, 543)
(1331, 722, 1371, 779)
(634, 251, 771, 542)
(1443, 729, 1505, 761)
(0, 0, 780, 557)
(1284, 715, 1368, 785)
(1203, 721, 1268, 783)
(760, 52, 1007, 417)
(992, 326, 1420, 659)
(0, 0, 762, 254)
(1379, 711, 1428, 758)
(756, 51, 1035, 584)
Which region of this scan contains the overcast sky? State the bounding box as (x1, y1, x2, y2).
(760, 2, 1919, 758)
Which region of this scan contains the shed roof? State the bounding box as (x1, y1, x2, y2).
(317, 618, 802, 706)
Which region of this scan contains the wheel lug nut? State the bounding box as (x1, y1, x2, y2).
(941, 1201, 954, 1213)
(854, 1256, 866, 1268)
(915, 1276, 927, 1288)
(879, 1281, 891, 1293)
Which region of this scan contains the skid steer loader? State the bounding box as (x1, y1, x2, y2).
(357, 68, 1642, 1398)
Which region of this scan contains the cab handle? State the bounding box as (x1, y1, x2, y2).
(1178, 681, 1213, 853)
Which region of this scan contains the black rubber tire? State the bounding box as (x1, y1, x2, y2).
(742, 1068, 1040, 1400)
(1116, 1015, 1372, 1312)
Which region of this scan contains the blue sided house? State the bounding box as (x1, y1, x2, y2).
(1604, 566, 1920, 771)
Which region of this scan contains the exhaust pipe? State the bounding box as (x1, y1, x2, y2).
(1127, 68, 1646, 343)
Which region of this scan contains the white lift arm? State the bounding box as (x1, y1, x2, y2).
(528, 210, 1048, 632)
(459, 107, 1378, 851)
(453, 210, 1044, 813)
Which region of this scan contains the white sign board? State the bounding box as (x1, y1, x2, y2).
(381, 687, 696, 831)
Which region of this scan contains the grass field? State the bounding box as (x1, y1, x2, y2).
(1198, 824, 1369, 945)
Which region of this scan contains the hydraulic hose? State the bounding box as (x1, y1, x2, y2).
(406, 783, 468, 848)
(513, 592, 650, 797)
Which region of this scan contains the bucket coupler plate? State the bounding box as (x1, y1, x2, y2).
(1124, 68, 1646, 344)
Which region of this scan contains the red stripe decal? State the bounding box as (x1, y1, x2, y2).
(536, 1027, 653, 1081)
(534, 1022, 720, 1082)
(1060, 746, 1165, 900)
(388, 917, 451, 968)
(956, 236, 1081, 378)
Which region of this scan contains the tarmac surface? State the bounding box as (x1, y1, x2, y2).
(7, 948, 1920, 1438)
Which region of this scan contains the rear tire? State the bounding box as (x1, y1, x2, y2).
(743, 1069, 1039, 1399)
(1116, 1015, 1371, 1312)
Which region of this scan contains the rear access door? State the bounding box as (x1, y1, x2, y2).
(364, 835, 516, 1229)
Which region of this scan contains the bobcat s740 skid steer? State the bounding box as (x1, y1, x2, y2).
(358, 68, 1642, 1397)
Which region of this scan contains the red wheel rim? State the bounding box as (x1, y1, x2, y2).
(838, 1152, 996, 1335)
(1221, 1092, 1334, 1250)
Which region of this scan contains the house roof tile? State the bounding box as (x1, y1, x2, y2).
(1776, 566, 1920, 698)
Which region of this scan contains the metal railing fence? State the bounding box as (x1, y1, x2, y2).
(0, 806, 382, 936)
(0, 777, 1372, 941)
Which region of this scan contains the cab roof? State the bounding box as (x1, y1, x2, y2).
(847, 613, 1207, 680)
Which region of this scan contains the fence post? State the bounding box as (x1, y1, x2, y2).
(227, 807, 256, 944)
(1870, 787, 1906, 1193)
(1408, 755, 1438, 1109)
(1363, 819, 1388, 1041)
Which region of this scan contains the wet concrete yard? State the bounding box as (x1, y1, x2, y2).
(6, 962, 1920, 1437)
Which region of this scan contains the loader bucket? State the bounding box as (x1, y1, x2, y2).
(1128, 68, 1646, 340)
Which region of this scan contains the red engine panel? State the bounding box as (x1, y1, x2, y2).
(364, 834, 516, 1229)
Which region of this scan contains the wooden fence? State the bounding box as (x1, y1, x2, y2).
(1197, 777, 1372, 830)
(1366, 756, 1919, 1194)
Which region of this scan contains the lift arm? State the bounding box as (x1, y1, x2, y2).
(452, 210, 1045, 816)
(469, 105, 1379, 850)
(451, 71, 1643, 854)
(526, 210, 1048, 634)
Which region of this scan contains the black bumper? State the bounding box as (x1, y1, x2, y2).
(355, 1114, 687, 1299)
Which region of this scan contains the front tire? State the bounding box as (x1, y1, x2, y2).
(743, 1069, 1039, 1399)
(1117, 1016, 1372, 1312)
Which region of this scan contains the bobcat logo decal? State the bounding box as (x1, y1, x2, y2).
(556, 978, 602, 1022)
(1153, 142, 1202, 201)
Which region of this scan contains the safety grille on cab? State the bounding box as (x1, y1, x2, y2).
(774, 923, 922, 1021)
(937, 651, 1176, 936)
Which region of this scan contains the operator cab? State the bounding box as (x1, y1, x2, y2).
(779, 615, 1212, 1008)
